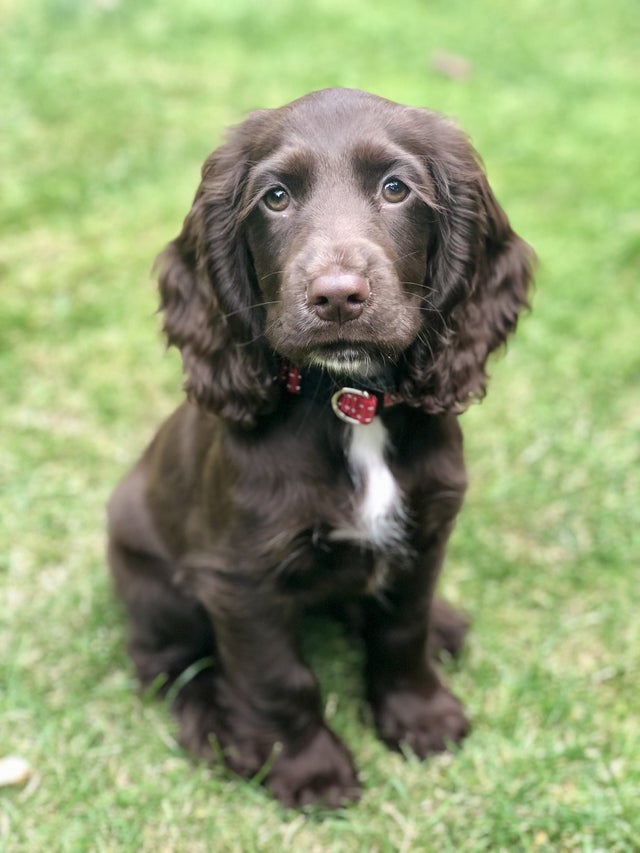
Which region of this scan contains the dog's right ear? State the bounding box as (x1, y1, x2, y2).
(156, 114, 277, 428)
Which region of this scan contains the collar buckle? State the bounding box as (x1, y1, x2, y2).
(331, 387, 378, 425)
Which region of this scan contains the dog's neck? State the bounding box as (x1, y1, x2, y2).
(277, 358, 403, 425)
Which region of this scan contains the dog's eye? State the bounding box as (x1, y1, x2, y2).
(381, 178, 410, 204)
(263, 186, 290, 212)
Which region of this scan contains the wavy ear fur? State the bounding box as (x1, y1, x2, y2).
(156, 117, 276, 428)
(401, 121, 535, 413)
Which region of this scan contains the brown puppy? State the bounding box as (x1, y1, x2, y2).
(107, 88, 534, 808)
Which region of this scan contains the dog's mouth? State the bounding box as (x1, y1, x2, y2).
(305, 344, 386, 378)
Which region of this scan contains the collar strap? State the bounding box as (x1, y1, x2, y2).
(277, 359, 402, 425)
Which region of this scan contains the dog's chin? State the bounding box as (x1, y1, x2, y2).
(305, 345, 385, 378)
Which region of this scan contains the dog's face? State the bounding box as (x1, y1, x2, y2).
(158, 88, 533, 426)
(242, 94, 438, 377)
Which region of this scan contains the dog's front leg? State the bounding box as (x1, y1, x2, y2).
(178, 566, 361, 808)
(362, 530, 469, 758)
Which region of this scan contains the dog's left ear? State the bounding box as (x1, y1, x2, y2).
(401, 119, 535, 412)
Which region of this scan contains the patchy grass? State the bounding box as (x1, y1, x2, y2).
(1, 0, 638, 850)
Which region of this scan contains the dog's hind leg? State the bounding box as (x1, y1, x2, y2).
(106, 463, 215, 692)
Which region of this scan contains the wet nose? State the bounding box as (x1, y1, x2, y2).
(308, 271, 370, 323)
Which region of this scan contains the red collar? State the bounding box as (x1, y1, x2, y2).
(278, 360, 403, 425)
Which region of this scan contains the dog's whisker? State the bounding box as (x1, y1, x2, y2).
(220, 299, 279, 322)
(258, 269, 286, 283)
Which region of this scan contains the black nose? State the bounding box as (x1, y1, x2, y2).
(308, 272, 370, 323)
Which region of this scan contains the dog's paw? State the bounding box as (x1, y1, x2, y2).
(429, 597, 469, 659)
(266, 726, 361, 809)
(373, 684, 469, 758)
(172, 676, 359, 807)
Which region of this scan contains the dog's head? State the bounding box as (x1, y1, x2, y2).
(157, 88, 534, 427)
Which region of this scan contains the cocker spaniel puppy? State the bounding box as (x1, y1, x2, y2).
(107, 88, 534, 808)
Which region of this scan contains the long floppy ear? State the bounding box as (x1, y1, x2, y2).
(401, 120, 535, 413)
(156, 117, 276, 428)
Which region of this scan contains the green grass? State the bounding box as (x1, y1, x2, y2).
(1, 0, 638, 849)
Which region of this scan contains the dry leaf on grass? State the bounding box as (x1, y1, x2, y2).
(430, 51, 474, 80)
(0, 756, 32, 787)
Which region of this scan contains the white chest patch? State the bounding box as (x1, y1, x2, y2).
(337, 419, 406, 551)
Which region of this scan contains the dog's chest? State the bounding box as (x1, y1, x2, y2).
(329, 419, 406, 556)
(273, 418, 409, 597)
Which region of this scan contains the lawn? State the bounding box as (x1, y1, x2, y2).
(1, 0, 638, 850)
